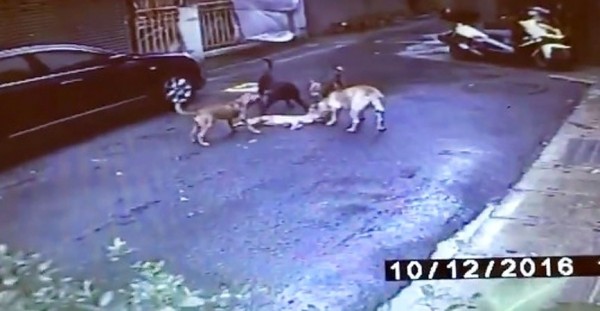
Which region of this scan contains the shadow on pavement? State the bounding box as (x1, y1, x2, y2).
(0, 100, 168, 173)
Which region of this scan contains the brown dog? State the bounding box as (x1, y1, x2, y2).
(174, 93, 261, 146)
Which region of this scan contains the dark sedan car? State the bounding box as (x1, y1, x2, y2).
(0, 43, 205, 141)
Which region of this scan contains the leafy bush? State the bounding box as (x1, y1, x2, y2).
(0, 238, 258, 311)
(409, 278, 600, 311)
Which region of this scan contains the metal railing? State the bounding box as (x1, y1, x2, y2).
(195, 0, 240, 50)
(131, 0, 184, 54)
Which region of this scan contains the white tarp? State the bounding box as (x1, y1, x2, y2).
(231, 0, 305, 42)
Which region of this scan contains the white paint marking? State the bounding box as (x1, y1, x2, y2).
(8, 95, 146, 139)
(206, 44, 324, 76)
(204, 18, 437, 83)
(223, 82, 259, 93)
(206, 44, 350, 82)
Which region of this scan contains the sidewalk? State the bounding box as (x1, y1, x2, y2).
(382, 67, 600, 311)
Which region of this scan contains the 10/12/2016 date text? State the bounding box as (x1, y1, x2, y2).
(385, 256, 600, 281)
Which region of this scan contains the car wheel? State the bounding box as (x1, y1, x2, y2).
(162, 76, 195, 105)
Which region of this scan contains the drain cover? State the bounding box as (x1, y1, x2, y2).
(561, 138, 600, 166)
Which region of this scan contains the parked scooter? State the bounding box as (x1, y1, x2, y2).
(437, 6, 573, 70)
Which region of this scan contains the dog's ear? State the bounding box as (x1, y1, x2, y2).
(238, 93, 260, 106)
(308, 80, 322, 93)
(234, 93, 250, 107)
(234, 93, 246, 103)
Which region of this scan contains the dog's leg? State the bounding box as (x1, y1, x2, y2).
(262, 99, 275, 115)
(346, 108, 361, 133)
(247, 124, 261, 134)
(227, 119, 237, 132)
(295, 97, 309, 112)
(196, 125, 211, 146)
(289, 121, 303, 130)
(371, 98, 387, 132)
(243, 120, 261, 134)
(359, 110, 366, 122)
(375, 110, 386, 132)
(325, 108, 339, 126)
(232, 117, 245, 128)
(189, 124, 199, 143)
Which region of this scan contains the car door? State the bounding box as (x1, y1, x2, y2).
(0, 55, 54, 140)
(31, 50, 146, 122)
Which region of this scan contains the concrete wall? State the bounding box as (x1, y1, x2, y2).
(303, 0, 406, 36)
(578, 0, 600, 64)
(178, 6, 205, 61)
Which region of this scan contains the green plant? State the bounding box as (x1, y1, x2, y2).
(0, 238, 260, 310)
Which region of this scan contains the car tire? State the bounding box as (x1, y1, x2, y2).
(160, 75, 196, 106)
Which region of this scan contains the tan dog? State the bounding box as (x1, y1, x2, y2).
(174, 93, 261, 146)
(313, 84, 387, 133)
(245, 104, 325, 130)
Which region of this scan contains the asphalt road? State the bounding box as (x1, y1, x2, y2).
(0, 19, 586, 310)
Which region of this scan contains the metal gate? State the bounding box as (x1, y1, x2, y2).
(130, 0, 184, 54)
(0, 0, 131, 52)
(195, 0, 240, 50)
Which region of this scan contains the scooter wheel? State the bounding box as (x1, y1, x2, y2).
(449, 45, 471, 60)
(534, 49, 574, 71)
(533, 52, 550, 69)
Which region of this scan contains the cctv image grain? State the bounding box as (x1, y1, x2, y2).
(1, 0, 599, 310)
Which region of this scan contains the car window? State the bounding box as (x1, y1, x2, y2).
(34, 51, 109, 73)
(0, 56, 36, 85)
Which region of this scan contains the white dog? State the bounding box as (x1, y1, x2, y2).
(311, 83, 387, 133)
(245, 104, 324, 130)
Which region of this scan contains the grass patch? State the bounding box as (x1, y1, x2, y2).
(0, 238, 266, 310)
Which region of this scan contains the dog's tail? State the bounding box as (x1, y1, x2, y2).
(369, 87, 385, 99)
(262, 58, 273, 70)
(370, 97, 385, 113)
(173, 102, 196, 116)
(368, 87, 385, 112)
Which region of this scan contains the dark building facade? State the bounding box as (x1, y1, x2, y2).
(0, 0, 132, 53)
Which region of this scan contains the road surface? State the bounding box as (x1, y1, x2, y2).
(0, 19, 586, 310)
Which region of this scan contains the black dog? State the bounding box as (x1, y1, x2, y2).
(258, 58, 274, 97)
(321, 65, 345, 98)
(257, 58, 309, 115)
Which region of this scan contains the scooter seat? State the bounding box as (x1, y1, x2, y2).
(484, 29, 512, 38)
(484, 29, 513, 44)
